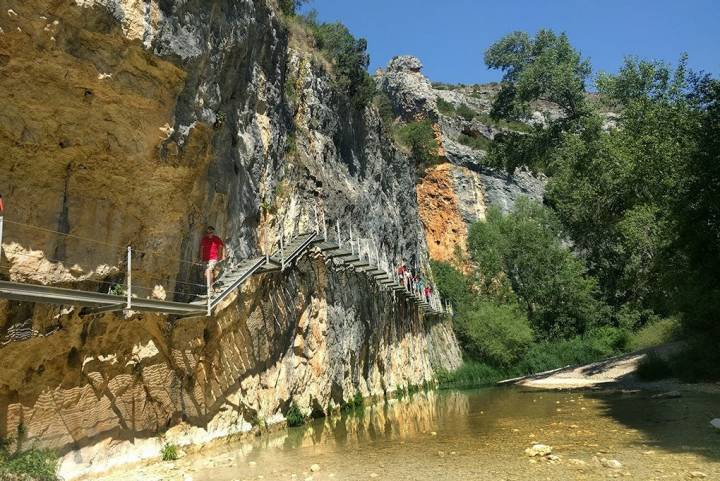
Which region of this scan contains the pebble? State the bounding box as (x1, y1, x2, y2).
(600, 458, 623, 469)
(689, 472, 707, 479)
(370, 473, 379, 478)
(525, 444, 553, 457)
(430, 431, 437, 436)
(310, 464, 321, 473)
(249, 461, 257, 467)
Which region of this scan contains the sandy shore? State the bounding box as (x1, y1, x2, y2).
(505, 343, 720, 393)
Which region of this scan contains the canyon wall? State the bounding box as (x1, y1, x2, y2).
(0, 1, 460, 478)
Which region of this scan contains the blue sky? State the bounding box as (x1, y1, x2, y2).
(300, 0, 720, 85)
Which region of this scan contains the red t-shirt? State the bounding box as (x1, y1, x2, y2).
(200, 235, 224, 261)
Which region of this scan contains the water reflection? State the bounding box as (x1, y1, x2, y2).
(104, 388, 720, 481)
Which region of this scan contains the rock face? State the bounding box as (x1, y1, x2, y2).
(0, 2, 461, 478)
(376, 56, 546, 264)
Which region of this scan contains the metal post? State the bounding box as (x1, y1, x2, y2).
(322, 210, 327, 240)
(349, 227, 354, 255)
(336, 220, 341, 248)
(0, 216, 3, 269)
(313, 204, 319, 236)
(264, 222, 269, 264)
(206, 274, 212, 317)
(126, 246, 132, 310)
(280, 224, 285, 271)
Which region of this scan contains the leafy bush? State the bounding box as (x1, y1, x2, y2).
(436, 98, 456, 116)
(436, 360, 504, 388)
(514, 327, 628, 376)
(279, 0, 308, 16)
(373, 92, 396, 128)
(0, 446, 58, 481)
(456, 103, 476, 121)
(160, 443, 178, 462)
(430, 260, 470, 308)
(395, 120, 439, 164)
(286, 402, 305, 427)
(455, 301, 534, 368)
(299, 16, 375, 109)
(341, 392, 364, 413)
(468, 199, 604, 339)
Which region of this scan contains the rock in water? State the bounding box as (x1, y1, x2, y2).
(310, 464, 320, 473)
(710, 418, 720, 429)
(651, 391, 682, 399)
(524, 444, 553, 457)
(600, 458, 623, 469)
(689, 472, 707, 479)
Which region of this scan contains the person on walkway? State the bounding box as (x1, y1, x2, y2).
(424, 285, 431, 303)
(0, 193, 4, 214)
(199, 226, 225, 291)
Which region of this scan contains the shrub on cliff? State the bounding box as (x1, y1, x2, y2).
(296, 13, 376, 109)
(395, 120, 439, 165)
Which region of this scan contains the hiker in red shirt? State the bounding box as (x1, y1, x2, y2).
(198, 226, 225, 290)
(0, 193, 4, 214)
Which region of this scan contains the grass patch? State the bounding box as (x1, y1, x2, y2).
(160, 443, 179, 462)
(457, 133, 492, 151)
(628, 317, 680, 351)
(286, 402, 305, 427)
(475, 113, 532, 133)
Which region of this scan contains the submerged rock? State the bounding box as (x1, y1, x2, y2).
(525, 444, 553, 457)
(710, 418, 720, 429)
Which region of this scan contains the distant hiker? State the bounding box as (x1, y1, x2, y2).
(199, 226, 225, 291)
(424, 285, 431, 303)
(396, 262, 406, 280)
(403, 268, 413, 291)
(0, 193, 4, 214)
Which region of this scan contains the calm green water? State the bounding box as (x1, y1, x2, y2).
(118, 387, 720, 481)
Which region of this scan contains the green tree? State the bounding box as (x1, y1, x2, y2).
(468, 199, 603, 338)
(546, 56, 698, 315)
(310, 21, 376, 109)
(484, 29, 591, 120)
(483, 30, 593, 173)
(455, 301, 534, 368)
(431, 260, 470, 308)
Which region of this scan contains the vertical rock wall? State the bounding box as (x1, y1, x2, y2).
(0, 1, 461, 478)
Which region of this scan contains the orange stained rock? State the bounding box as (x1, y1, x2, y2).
(416, 163, 467, 265)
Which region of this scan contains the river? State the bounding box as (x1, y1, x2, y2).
(100, 387, 720, 481)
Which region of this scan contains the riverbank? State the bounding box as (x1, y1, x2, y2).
(510, 343, 720, 393)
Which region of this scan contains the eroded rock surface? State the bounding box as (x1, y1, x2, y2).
(0, 2, 461, 478)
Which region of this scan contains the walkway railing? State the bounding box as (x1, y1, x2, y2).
(0, 208, 452, 320)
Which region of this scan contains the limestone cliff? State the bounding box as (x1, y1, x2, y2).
(0, 2, 461, 478)
(377, 56, 546, 263)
